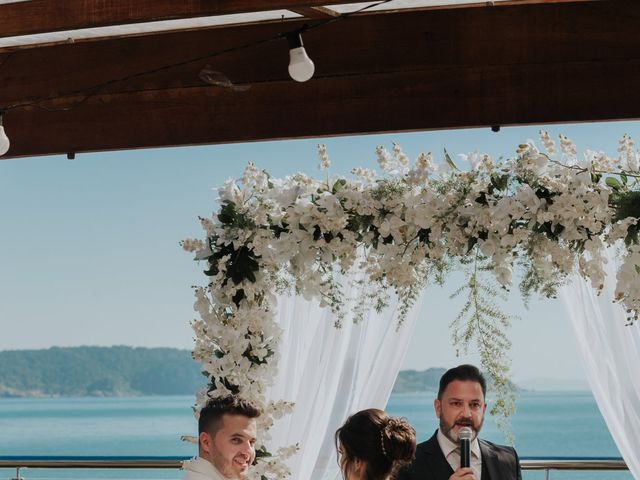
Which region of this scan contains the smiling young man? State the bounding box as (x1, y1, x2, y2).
(397, 365, 521, 480)
(183, 395, 261, 480)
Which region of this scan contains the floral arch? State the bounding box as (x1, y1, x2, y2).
(182, 132, 640, 479)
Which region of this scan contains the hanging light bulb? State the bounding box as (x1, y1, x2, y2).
(287, 33, 315, 82)
(0, 111, 9, 157)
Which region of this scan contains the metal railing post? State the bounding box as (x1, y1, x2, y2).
(12, 466, 23, 480)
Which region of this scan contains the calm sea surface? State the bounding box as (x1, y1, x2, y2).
(0, 392, 632, 480)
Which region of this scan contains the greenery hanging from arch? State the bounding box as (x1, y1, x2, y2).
(182, 132, 640, 479)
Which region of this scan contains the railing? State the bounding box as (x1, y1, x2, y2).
(0, 456, 630, 479)
(0, 457, 188, 469)
(521, 458, 628, 480)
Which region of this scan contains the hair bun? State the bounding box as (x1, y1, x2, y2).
(382, 417, 416, 464)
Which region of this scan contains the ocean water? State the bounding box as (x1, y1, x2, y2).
(0, 392, 632, 480)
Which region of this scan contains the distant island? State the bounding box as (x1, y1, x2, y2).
(0, 346, 204, 397)
(0, 346, 450, 398)
(391, 367, 446, 393)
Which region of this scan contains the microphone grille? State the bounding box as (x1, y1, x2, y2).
(459, 427, 473, 440)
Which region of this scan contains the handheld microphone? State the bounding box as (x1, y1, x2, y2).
(459, 426, 472, 469)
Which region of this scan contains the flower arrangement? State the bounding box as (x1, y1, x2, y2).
(183, 132, 640, 476)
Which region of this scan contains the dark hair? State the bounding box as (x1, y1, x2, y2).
(198, 395, 261, 435)
(335, 409, 416, 480)
(437, 364, 486, 400)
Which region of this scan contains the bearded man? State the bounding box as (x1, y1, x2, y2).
(397, 365, 521, 480)
(183, 395, 261, 480)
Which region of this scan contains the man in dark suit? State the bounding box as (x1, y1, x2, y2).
(397, 365, 521, 480)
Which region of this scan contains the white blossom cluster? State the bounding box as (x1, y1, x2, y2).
(184, 133, 640, 476)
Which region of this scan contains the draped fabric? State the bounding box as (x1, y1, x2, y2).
(560, 252, 640, 480)
(265, 278, 423, 480)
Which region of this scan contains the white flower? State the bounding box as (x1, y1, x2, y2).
(181, 238, 205, 252)
(376, 145, 392, 172)
(539, 130, 556, 156)
(317, 144, 330, 170)
(478, 236, 499, 257)
(607, 217, 638, 244)
(518, 145, 548, 175)
(618, 134, 639, 171)
(392, 142, 409, 168)
(200, 217, 215, 235)
(559, 134, 577, 158)
(352, 167, 377, 182)
(378, 214, 405, 240)
(217, 178, 245, 205)
(458, 152, 483, 170)
(415, 152, 434, 172)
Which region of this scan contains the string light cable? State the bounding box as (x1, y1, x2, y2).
(0, 0, 394, 111)
(0, 0, 394, 156)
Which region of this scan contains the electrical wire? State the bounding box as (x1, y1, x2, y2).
(1, 0, 395, 113)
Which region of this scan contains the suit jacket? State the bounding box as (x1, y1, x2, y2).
(397, 431, 522, 480)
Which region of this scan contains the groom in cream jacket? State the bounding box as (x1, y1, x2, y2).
(183, 395, 261, 480)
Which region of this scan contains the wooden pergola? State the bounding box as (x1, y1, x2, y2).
(0, 0, 638, 159)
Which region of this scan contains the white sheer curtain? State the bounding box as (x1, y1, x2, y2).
(559, 252, 640, 480)
(264, 279, 423, 480)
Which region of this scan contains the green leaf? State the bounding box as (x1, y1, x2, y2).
(621, 173, 628, 185)
(332, 178, 347, 194)
(443, 148, 459, 171)
(417, 228, 431, 244)
(467, 236, 478, 252)
(245, 270, 256, 283)
(475, 192, 488, 205)
(535, 186, 552, 200)
(606, 177, 622, 190)
(218, 201, 236, 225)
(490, 173, 509, 191)
(231, 289, 245, 306)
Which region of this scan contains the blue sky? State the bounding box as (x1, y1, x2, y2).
(1, 120, 638, 382)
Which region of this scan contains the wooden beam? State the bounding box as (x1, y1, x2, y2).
(0, 0, 605, 41)
(4, 57, 640, 158)
(288, 7, 340, 18)
(0, 1, 363, 39)
(3, 1, 637, 105)
(1, 0, 639, 158)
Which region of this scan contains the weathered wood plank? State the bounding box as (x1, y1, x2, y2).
(288, 7, 340, 18)
(3, 58, 640, 158)
(0, 0, 362, 39)
(1, 1, 638, 105)
(0, 0, 605, 40)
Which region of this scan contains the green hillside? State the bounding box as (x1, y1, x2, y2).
(0, 346, 204, 397)
(392, 368, 445, 393)
(0, 346, 456, 397)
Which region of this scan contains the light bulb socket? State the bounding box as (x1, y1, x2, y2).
(287, 33, 304, 50)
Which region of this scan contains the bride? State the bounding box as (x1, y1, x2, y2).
(336, 409, 416, 480)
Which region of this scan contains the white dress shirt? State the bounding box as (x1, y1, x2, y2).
(182, 456, 227, 480)
(437, 429, 482, 480)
